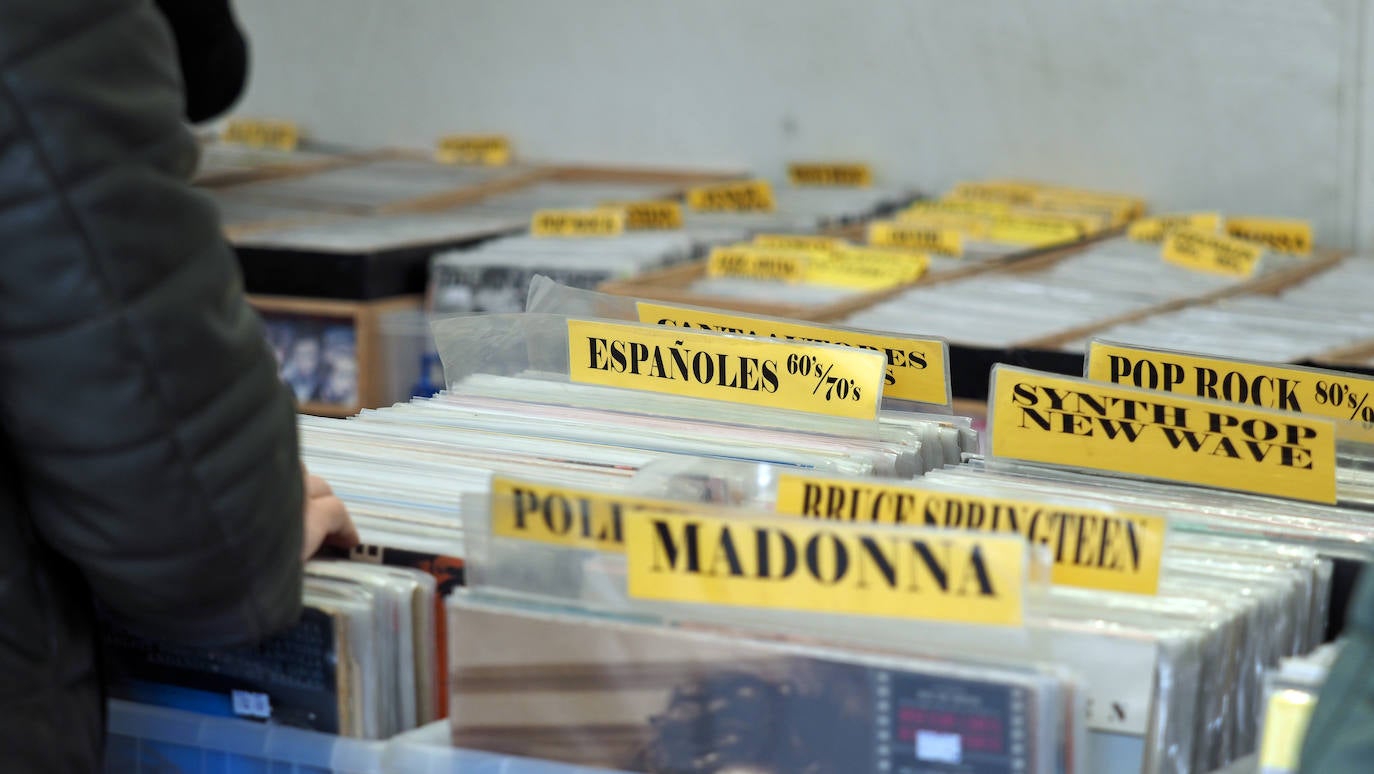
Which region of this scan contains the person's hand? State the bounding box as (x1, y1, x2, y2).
(301, 468, 360, 561)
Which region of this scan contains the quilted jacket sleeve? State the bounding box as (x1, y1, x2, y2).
(0, 0, 303, 646)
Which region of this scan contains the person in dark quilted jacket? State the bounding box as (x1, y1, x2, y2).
(0, 1, 356, 770)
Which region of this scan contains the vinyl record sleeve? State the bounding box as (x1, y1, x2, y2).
(101, 606, 345, 734)
(449, 596, 1053, 774)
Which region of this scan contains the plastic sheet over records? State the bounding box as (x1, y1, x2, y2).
(449, 596, 1073, 774)
(452, 493, 1081, 774)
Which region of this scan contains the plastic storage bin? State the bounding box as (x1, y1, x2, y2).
(106, 701, 630, 774)
(385, 722, 631, 774)
(106, 700, 386, 773)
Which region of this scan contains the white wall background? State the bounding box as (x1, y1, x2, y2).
(233, 0, 1373, 249)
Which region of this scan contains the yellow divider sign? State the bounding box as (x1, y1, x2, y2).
(489, 476, 683, 552)
(625, 508, 1026, 626)
(1225, 216, 1313, 256)
(1087, 340, 1374, 444)
(223, 118, 299, 151)
(989, 366, 1338, 504)
(868, 221, 964, 256)
(531, 209, 625, 238)
(567, 319, 886, 420)
(435, 134, 511, 166)
(946, 180, 1041, 206)
(1162, 227, 1264, 278)
(638, 302, 950, 406)
(1128, 213, 1221, 243)
(687, 179, 776, 212)
(773, 473, 1165, 595)
(601, 201, 683, 231)
(787, 162, 872, 187)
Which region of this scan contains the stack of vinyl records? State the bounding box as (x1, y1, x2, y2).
(1075, 257, 1374, 362)
(193, 139, 351, 187)
(298, 298, 972, 571)
(567, 454, 1330, 774)
(209, 156, 530, 216)
(674, 179, 1141, 313)
(233, 211, 529, 256)
(677, 183, 917, 245)
(844, 237, 1306, 349)
(762, 183, 916, 227)
(103, 560, 441, 739)
(453, 180, 699, 220)
(429, 233, 698, 314)
(299, 374, 973, 541)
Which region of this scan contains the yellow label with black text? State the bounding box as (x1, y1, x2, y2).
(687, 179, 776, 212)
(802, 264, 913, 291)
(1128, 213, 1221, 243)
(773, 474, 1164, 595)
(1033, 188, 1146, 222)
(811, 247, 928, 289)
(1258, 689, 1317, 771)
(895, 210, 994, 239)
(624, 509, 1025, 626)
(1162, 227, 1264, 278)
(868, 221, 965, 256)
(567, 319, 885, 420)
(947, 181, 1041, 206)
(490, 476, 682, 552)
(990, 367, 1337, 504)
(1087, 340, 1374, 443)
(601, 201, 683, 231)
(531, 209, 625, 238)
(788, 162, 872, 187)
(986, 214, 1084, 246)
(638, 302, 950, 405)
(911, 199, 1013, 218)
(223, 118, 299, 151)
(707, 246, 809, 282)
(1225, 216, 1313, 256)
(1027, 199, 1126, 230)
(753, 234, 847, 251)
(435, 134, 511, 166)
(1014, 206, 1108, 235)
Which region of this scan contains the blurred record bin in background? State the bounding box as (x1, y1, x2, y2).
(250, 295, 422, 417)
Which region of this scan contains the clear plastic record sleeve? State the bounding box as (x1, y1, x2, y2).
(912, 464, 1339, 768)
(448, 594, 1068, 774)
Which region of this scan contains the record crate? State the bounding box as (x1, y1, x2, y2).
(597, 228, 1123, 323)
(867, 242, 1348, 402)
(1007, 247, 1347, 353)
(216, 155, 742, 301)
